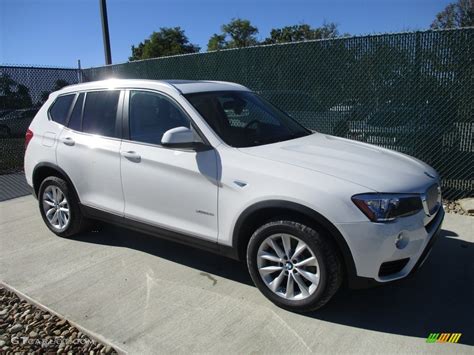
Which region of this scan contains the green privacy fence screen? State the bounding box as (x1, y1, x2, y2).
(84, 28, 473, 200)
(0, 29, 471, 200)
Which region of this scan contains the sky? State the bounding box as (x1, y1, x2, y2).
(0, 0, 453, 68)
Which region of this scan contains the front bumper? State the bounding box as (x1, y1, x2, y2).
(337, 207, 444, 289)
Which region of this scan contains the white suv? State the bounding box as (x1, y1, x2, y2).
(24, 79, 444, 312)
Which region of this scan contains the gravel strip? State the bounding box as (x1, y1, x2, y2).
(444, 201, 474, 216)
(0, 288, 117, 354)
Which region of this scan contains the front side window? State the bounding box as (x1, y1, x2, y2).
(128, 90, 190, 145)
(82, 90, 120, 138)
(49, 94, 75, 125)
(185, 91, 311, 147)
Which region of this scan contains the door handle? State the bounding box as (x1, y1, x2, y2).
(61, 137, 75, 146)
(121, 151, 141, 162)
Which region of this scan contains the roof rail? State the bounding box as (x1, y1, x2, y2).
(162, 80, 183, 94)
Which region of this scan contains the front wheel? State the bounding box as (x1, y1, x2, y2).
(247, 220, 343, 312)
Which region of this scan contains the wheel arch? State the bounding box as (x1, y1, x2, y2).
(232, 200, 357, 283)
(32, 162, 79, 202)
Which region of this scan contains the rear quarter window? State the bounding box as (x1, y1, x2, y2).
(49, 94, 75, 125)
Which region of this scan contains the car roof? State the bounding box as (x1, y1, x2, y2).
(56, 79, 250, 95)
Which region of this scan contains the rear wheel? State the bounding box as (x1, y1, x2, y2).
(38, 176, 91, 237)
(247, 220, 343, 312)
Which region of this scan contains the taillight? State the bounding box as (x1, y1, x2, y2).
(25, 129, 33, 150)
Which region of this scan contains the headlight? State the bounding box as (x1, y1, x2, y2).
(351, 193, 423, 222)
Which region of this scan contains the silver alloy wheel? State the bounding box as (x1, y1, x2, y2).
(257, 233, 320, 300)
(42, 185, 70, 232)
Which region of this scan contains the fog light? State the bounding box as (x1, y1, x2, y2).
(395, 233, 408, 249)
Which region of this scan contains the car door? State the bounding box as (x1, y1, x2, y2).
(56, 90, 125, 215)
(120, 89, 218, 241)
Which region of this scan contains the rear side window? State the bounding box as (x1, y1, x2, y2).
(49, 94, 75, 125)
(82, 90, 120, 138)
(68, 93, 84, 131)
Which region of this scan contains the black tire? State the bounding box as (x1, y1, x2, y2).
(38, 176, 91, 238)
(247, 220, 343, 312)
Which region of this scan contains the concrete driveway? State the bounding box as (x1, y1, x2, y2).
(1, 196, 473, 354)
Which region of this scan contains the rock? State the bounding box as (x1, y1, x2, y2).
(458, 198, 474, 214)
(9, 324, 23, 333)
(34, 312, 42, 321)
(29, 331, 38, 338)
(0, 288, 115, 353)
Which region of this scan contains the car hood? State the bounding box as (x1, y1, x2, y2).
(239, 133, 438, 193)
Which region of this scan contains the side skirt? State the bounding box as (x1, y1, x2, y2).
(79, 204, 239, 260)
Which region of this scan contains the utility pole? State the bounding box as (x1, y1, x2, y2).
(77, 59, 83, 83)
(99, 0, 112, 65)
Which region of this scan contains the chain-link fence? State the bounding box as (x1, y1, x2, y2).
(84, 29, 473, 200)
(0, 65, 80, 174)
(0, 29, 472, 200)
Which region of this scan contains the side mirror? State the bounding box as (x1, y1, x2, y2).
(161, 126, 209, 150)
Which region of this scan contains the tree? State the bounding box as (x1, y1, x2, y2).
(40, 91, 50, 104)
(53, 79, 70, 91)
(431, 0, 473, 29)
(39, 79, 70, 104)
(0, 74, 33, 109)
(0, 74, 16, 98)
(207, 34, 227, 51)
(130, 27, 200, 61)
(207, 18, 259, 51)
(15, 84, 32, 108)
(223, 18, 259, 48)
(263, 22, 340, 44)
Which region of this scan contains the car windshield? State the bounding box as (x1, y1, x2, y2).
(185, 91, 312, 147)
